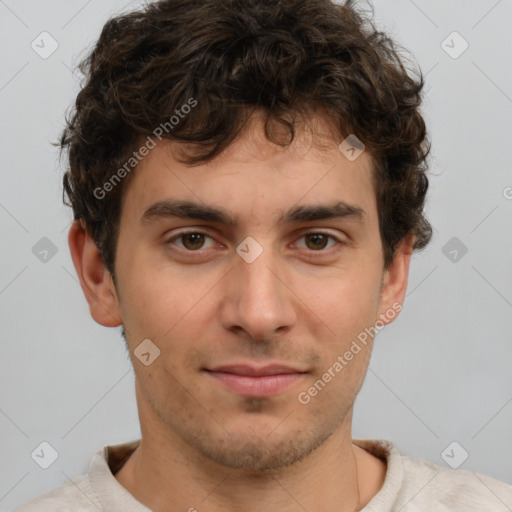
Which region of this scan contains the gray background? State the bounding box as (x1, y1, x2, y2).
(1, 0, 511, 509)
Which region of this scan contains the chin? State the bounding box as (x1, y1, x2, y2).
(190, 420, 334, 473)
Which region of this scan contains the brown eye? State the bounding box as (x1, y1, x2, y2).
(296, 232, 340, 252)
(304, 233, 330, 250)
(166, 230, 215, 251)
(181, 233, 206, 250)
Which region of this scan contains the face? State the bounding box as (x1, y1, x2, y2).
(72, 113, 411, 472)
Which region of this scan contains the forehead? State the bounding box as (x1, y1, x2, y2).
(119, 113, 377, 227)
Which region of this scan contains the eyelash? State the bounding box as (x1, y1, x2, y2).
(164, 229, 344, 256)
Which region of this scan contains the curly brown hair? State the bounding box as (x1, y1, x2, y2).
(60, 0, 432, 280)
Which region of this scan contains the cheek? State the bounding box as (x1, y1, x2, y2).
(307, 270, 381, 335)
(119, 267, 216, 359)
(116, 268, 178, 342)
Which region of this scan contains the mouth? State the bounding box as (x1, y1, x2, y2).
(203, 364, 308, 398)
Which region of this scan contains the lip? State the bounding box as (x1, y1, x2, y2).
(208, 364, 305, 376)
(204, 364, 308, 397)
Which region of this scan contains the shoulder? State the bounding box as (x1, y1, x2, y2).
(354, 439, 512, 511)
(13, 472, 103, 512)
(399, 451, 512, 511)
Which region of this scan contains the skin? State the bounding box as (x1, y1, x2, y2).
(68, 112, 413, 512)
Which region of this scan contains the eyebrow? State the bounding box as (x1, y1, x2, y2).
(140, 199, 366, 227)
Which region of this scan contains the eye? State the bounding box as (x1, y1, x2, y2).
(165, 230, 216, 251)
(294, 231, 342, 252)
(164, 229, 344, 254)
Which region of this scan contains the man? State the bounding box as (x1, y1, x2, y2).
(15, 0, 512, 510)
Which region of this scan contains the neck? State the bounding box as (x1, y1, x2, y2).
(113, 425, 389, 511)
(116, 439, 361, 512)
(113, 383, 387, 511)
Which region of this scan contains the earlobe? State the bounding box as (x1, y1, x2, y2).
(68, 220, 123, 327)
(376, 234, 414, 325)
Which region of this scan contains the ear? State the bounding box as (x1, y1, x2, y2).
(376, 233, 414, 326)
(67, 220, 123, 327)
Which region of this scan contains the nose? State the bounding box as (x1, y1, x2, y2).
(219, 240, 297, 342)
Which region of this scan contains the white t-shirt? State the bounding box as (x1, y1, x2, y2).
(14, 438, 512, 511)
